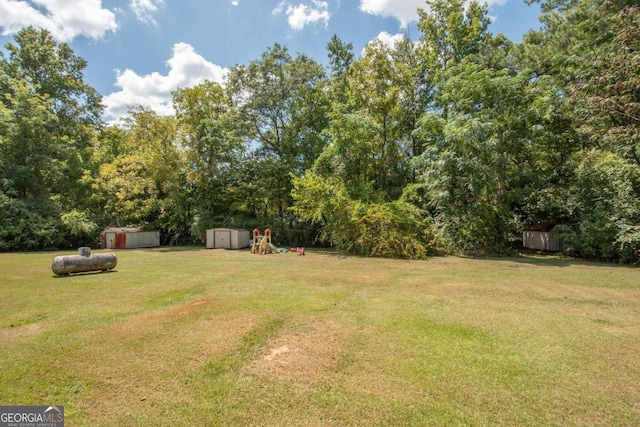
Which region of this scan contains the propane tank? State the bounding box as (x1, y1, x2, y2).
(52, 247, 117, 276)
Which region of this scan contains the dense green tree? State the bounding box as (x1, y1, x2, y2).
(326, 34, 354, 78)
(91, 108, 183, 242)
(413, 0, 518, 252)
(392, 36, 430, 163)
(173, 81, 245, 239)
(412, 0, 579, 253)
(0, 73, 58, 199)
(1, 27, 101, 198)
(0, 27, 101, 249)
(227, 43, 328, 174)
(316, 37, 422, 201)
(293, 35, 441, 256)
(520, 0, 640, 260)
(417, 0, 491, 113)
(326, 34, 355, 105)
(348, 38, 410, 198)
(292, 172, 436, 258)
(563, 0, 638, 163)
(560, 150, 640, 262)
(0, 3, 637, 262)
(226, 43, 329, 242)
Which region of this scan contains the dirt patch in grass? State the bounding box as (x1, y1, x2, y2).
(246, 316, 353, 389)
(0, 322, 48, 343)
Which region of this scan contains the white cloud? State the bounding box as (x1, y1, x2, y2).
(359, 0, 422, 28)
(373, 31, 405, 48)
(273, 0, 331, 31)
(102, 43, 228, 124)
(0, 0, 118, 41)
(359, 0, 509, 28)
(361, 31, 406, 56)
(231, 0, 239, 5)
(129, 0, 163, 26)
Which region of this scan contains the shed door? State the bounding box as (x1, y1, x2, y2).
(105, 232, 116, 249)
(215, 230, 231, 249)
(116, 232, 127, 249)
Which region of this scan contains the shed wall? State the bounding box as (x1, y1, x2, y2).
(205, 229, 214, 249)
(523, 230, 562, 252)
(125, 231, 160, 248)
(232, 229, 250, 249)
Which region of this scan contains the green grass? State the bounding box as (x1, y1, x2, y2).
(1, 248, 639, 426)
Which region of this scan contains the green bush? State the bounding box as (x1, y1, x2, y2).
(292, 173, 439, 259)
(561, 150, 640, 262)
(59, 210, 99, 248)
(0, 193, 60, 251)
(346, 201, 427, 259)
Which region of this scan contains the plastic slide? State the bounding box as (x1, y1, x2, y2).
(268, 243, 288, 253)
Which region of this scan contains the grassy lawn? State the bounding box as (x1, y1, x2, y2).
(1, 248, 639, 426)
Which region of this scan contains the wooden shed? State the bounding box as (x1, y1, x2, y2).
(101, 228, 160, 249)
(523, 224, 563, 252)
(206, 228, 250, 250)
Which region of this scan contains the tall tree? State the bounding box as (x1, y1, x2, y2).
(173, 81, 244, 239)
(317, 37, 423, 201)
(91, 108, 183, 242)
(0, 27, 102, 249)
(293, 36, 440, 257)
(226, 43, 329, 240)
(0, 27, 101, 200)
(326, 34, 354, 78)
(412, 0, 577, 252)
(326, 34, 355, 106)
(417, 0, 491, 114)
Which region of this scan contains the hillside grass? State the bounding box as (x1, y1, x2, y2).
(1, 248, 639, 426)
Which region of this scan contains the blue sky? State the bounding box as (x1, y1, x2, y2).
(0, 0, 542, 123)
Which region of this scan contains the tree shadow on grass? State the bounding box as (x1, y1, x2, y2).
(310, 247, 637, 269)
(471, 253, 637, 269)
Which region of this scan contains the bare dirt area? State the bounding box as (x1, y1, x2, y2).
(246, 316, 354, 389)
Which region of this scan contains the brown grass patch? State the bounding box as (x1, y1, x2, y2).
(0, 322, 47, 343)
(72, 305, 257, 424)
(246, 316, 352, 389)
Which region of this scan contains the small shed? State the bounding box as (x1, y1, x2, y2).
(101, 228, 160, 249)
(206, 228, 250, 250)
(523, 224, 563, 252)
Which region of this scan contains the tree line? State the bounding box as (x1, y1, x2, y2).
(1, 0, 638, 262)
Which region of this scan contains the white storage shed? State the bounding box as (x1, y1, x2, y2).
(523, 224, 563, 252)
(206, 228, 250, 250)
(101, 228, 160, 249)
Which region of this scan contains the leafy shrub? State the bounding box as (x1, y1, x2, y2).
(561, 150, 640, 262)
(59, 209, 99, 248)
(348, 201, 430, 259)
(292, 173, 439, 259)
(0, 193, 60, 251)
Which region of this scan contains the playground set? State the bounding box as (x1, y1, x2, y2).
(250, 228, 305, 255)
